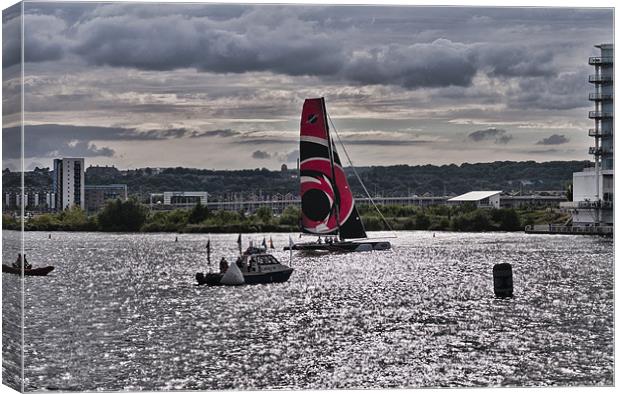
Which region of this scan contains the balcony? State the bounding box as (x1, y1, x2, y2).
(588, 129, 601, 137)
(588, 93, 613, 101)
(589, 128, 613, 137)
(588, 57, 614, 65)
(588, 111, 613, 119)
(589, 147, 601, 155)
(589, 74, 613, 83)
(589, 147, 613, 156)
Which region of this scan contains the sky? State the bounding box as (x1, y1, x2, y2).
(1, 1, 614, 171)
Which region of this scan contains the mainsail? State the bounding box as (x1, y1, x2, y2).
(299, 98, 366, 240)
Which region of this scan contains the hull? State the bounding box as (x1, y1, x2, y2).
(2, 265, 55, 276)
(285, 241, 391, 253)
(196, 268, 294, 286)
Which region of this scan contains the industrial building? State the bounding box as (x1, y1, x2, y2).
(84, 184, 128, 212)
(560, 44, 614, 227)
(53, 157, 85, 210)
(447, 191, 502, 209)
(149, 191, 209, 209)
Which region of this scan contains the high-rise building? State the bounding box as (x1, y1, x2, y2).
(561, 44, 613, 227)
(53, 158, 85, 210)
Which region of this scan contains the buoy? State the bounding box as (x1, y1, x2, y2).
(221, 262, 245, 285)
(493, 263, 513, 298)
(175, 236, 178, 242)
(48, 234, 51, 239)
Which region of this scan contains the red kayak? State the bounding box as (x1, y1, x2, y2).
(2, 264, 55, 276)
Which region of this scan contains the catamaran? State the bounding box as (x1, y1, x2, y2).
(287, 97, 392, 253)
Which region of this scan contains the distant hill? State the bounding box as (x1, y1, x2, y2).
(3, 160, 590, 200)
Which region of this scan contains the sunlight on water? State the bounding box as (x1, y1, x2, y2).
(1, 231, 613, 390)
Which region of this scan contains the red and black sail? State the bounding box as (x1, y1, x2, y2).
(299, 98, 366, 240)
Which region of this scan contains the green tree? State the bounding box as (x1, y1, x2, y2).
(279, 205, 300, 226)
(255, 206, 273, 223)
(58, 206, 90, 230)
(188, 202, 209, 224)
(491, 208, 522, 231)
(415, 211, 431, 230)
(97, 199, 148, 232)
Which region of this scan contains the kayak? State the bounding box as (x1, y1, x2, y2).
(2, 264, 55, 276)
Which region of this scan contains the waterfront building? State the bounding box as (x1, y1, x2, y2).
(447, 191, 502, 209)
(85, 184, 128, 212)
(2, 190, 56, 212)
(500, 194, 567, 209)
(560, 44, 613, 226)
(53, 158, 85, 210)
(161, 191, 208, 208)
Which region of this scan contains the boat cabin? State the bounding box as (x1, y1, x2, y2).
(238, 253, 284, 273)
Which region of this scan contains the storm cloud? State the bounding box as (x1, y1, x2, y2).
(467, 128, 513, 144)
(3, 3, 612, 169)
(537, 134, 570, 145)
(17, 5, 574, 90)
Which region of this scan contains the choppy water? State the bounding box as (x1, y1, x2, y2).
(2, 230, 614, 390)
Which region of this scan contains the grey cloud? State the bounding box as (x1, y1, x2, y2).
(343, 139, 433, 146)
(251, 150, 271, 159)
(508, 70, 590, 110)
(468, 128, 513, 144)
(71, 10, 344, 76)
(189, 129, 239, 138)
(343, 39, 477, 88)
(237, 138, 296, 145)
(496, 134, 513, 145)
(3, 126, 116, 159)
(524, 148, 575, 154)
(20, 5, 575, 90)
(536, 134, 570, 145)
(3, 11, 69, 68)
(2, 124, 240, 159)
(473, 44, 555, 78)
(2, 6, 21, 68)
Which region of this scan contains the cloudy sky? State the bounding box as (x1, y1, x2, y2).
(2, 1, 614, 171)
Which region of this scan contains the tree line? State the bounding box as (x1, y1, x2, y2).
(3, 160, 587, 200)
(3, 199, 569, 233)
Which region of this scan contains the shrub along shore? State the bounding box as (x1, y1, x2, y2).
(2, 199, 569, 233)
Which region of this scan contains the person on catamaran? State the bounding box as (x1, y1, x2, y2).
(219, 257, 229, 274)
(317, 237, 323, 244)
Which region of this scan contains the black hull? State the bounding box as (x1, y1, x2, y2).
(284, 241, 391, 253)
(2, 265, 55, 276)
(196, 268, 293, 286)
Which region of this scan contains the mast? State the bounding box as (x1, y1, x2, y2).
(322, 97, 343, 240)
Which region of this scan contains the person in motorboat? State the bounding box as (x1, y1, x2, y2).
(219, 257, 229, 274)
(12, 254, 21, 269)
(13, 254, 32, 270)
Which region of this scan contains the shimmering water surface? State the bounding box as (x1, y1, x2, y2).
(2, 231, 614, 390)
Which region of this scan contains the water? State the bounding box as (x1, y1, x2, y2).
(2, 231, 614, 390)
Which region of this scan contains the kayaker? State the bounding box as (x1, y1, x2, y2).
(24, 255, 31, 270)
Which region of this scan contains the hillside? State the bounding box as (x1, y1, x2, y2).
(3, 160, 590, 199)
